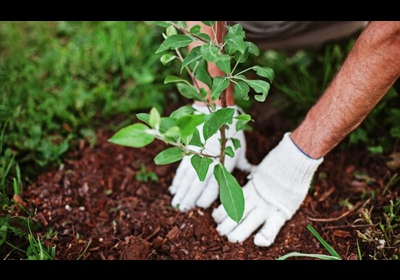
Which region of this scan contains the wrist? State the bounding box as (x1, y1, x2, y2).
(251, 132, 324, 218)
(258, 132, 323, 186)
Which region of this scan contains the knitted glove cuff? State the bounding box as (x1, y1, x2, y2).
(264, 132, 323, 185)
(251, 132, 324, 218)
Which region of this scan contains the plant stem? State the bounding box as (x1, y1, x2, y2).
(217, 21, 228, 165)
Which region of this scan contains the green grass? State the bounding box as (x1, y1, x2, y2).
(277, 225, 342, 260)
(0, 21, 177, 259)
(0, 21, 175, 171)
(1, 21, 399, 260)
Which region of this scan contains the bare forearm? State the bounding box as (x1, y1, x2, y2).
(291, 21, 400, 158)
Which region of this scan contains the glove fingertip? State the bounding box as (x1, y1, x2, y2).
(254, 233, 274, 247)
(168, 185, 177, 194)
(211, 206, 227, 222)
(196, 199, 214, 209)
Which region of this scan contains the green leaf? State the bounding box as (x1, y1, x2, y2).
(153, 21, 171, 28)
(155, 34, 194, 53)
(201, 21, 216, 27)
(164, 75, 190, 85)
(232, 41, 260, 63)
(210, 76, 230, 101)
(166, 25, 177, 36)
(215, 56, 231, 74)
(164, 126, 181, 138)
(250, 65, 275, 82)
(154, 147, 184, 165)
(189, 25, 201, 34)
(108, 123, 154, 148)
(233, 81, 250, 101)
(213, 164, 244, 222)
(136, 114, 177, 134)
(197, 33, 211, 41)
(231, 138, 241, 150)
(149, 107, 161, 129)
(200, 43, 221, 63)
(199, 88, 208, 99)
(191, 155, 213, 181)
(200, 43, 231, 74)
(225, 34, 245, 55)
(188, 23, 212, 39)
(181, 46, 202, 72)
(188, 128, 202, 147)
(368, 145, 383, 154)
(245, 41, 260, 56)
(226, 23, 245, 37)
(235, 114, 252, 131)
(177, 21, 188, 29)
(177, 114, 208, 138)
(224, 24, 245, 55)
(193, 59, 213, 89)
(225, 146, 234, 158)
(160, 118, 177, 134)
(235, 114, 252, 121)
(237, 77, 270, 102)
(176, 83, 203, 101)
(203, 108, 235, 141)
(160, 54, 177, 65)
(170, 105, 196, 119)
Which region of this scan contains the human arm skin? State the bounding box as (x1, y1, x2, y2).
(291, 21, 400, 159)
(212, 21, 400, 247)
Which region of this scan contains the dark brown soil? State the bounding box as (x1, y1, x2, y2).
(19, 93, 400, 261)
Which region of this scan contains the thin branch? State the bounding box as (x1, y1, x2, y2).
(309, 198, 371, 222)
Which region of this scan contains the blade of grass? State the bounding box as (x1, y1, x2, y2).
(306, 224, 341, 259)
(277, 224, 342, 260)
(277, 252, 341, 260)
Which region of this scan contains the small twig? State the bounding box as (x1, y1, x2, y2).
(320, 224, 372, 230)
(308, 198, 371, 222)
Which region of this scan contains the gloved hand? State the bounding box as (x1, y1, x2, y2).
(212, 132, 323, 247)
(169, 103, 255, 212)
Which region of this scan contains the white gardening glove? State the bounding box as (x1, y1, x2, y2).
(169, 103, 256, 212)
(212, 132, 323, 247)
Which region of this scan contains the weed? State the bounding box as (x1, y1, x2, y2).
(25, 222, 56, 260)
(355, 197, 400, 260)
(277, 225, 342, 260)
(136, 164, 159, 182)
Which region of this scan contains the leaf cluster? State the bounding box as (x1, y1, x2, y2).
(109, 21, 274, 222)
